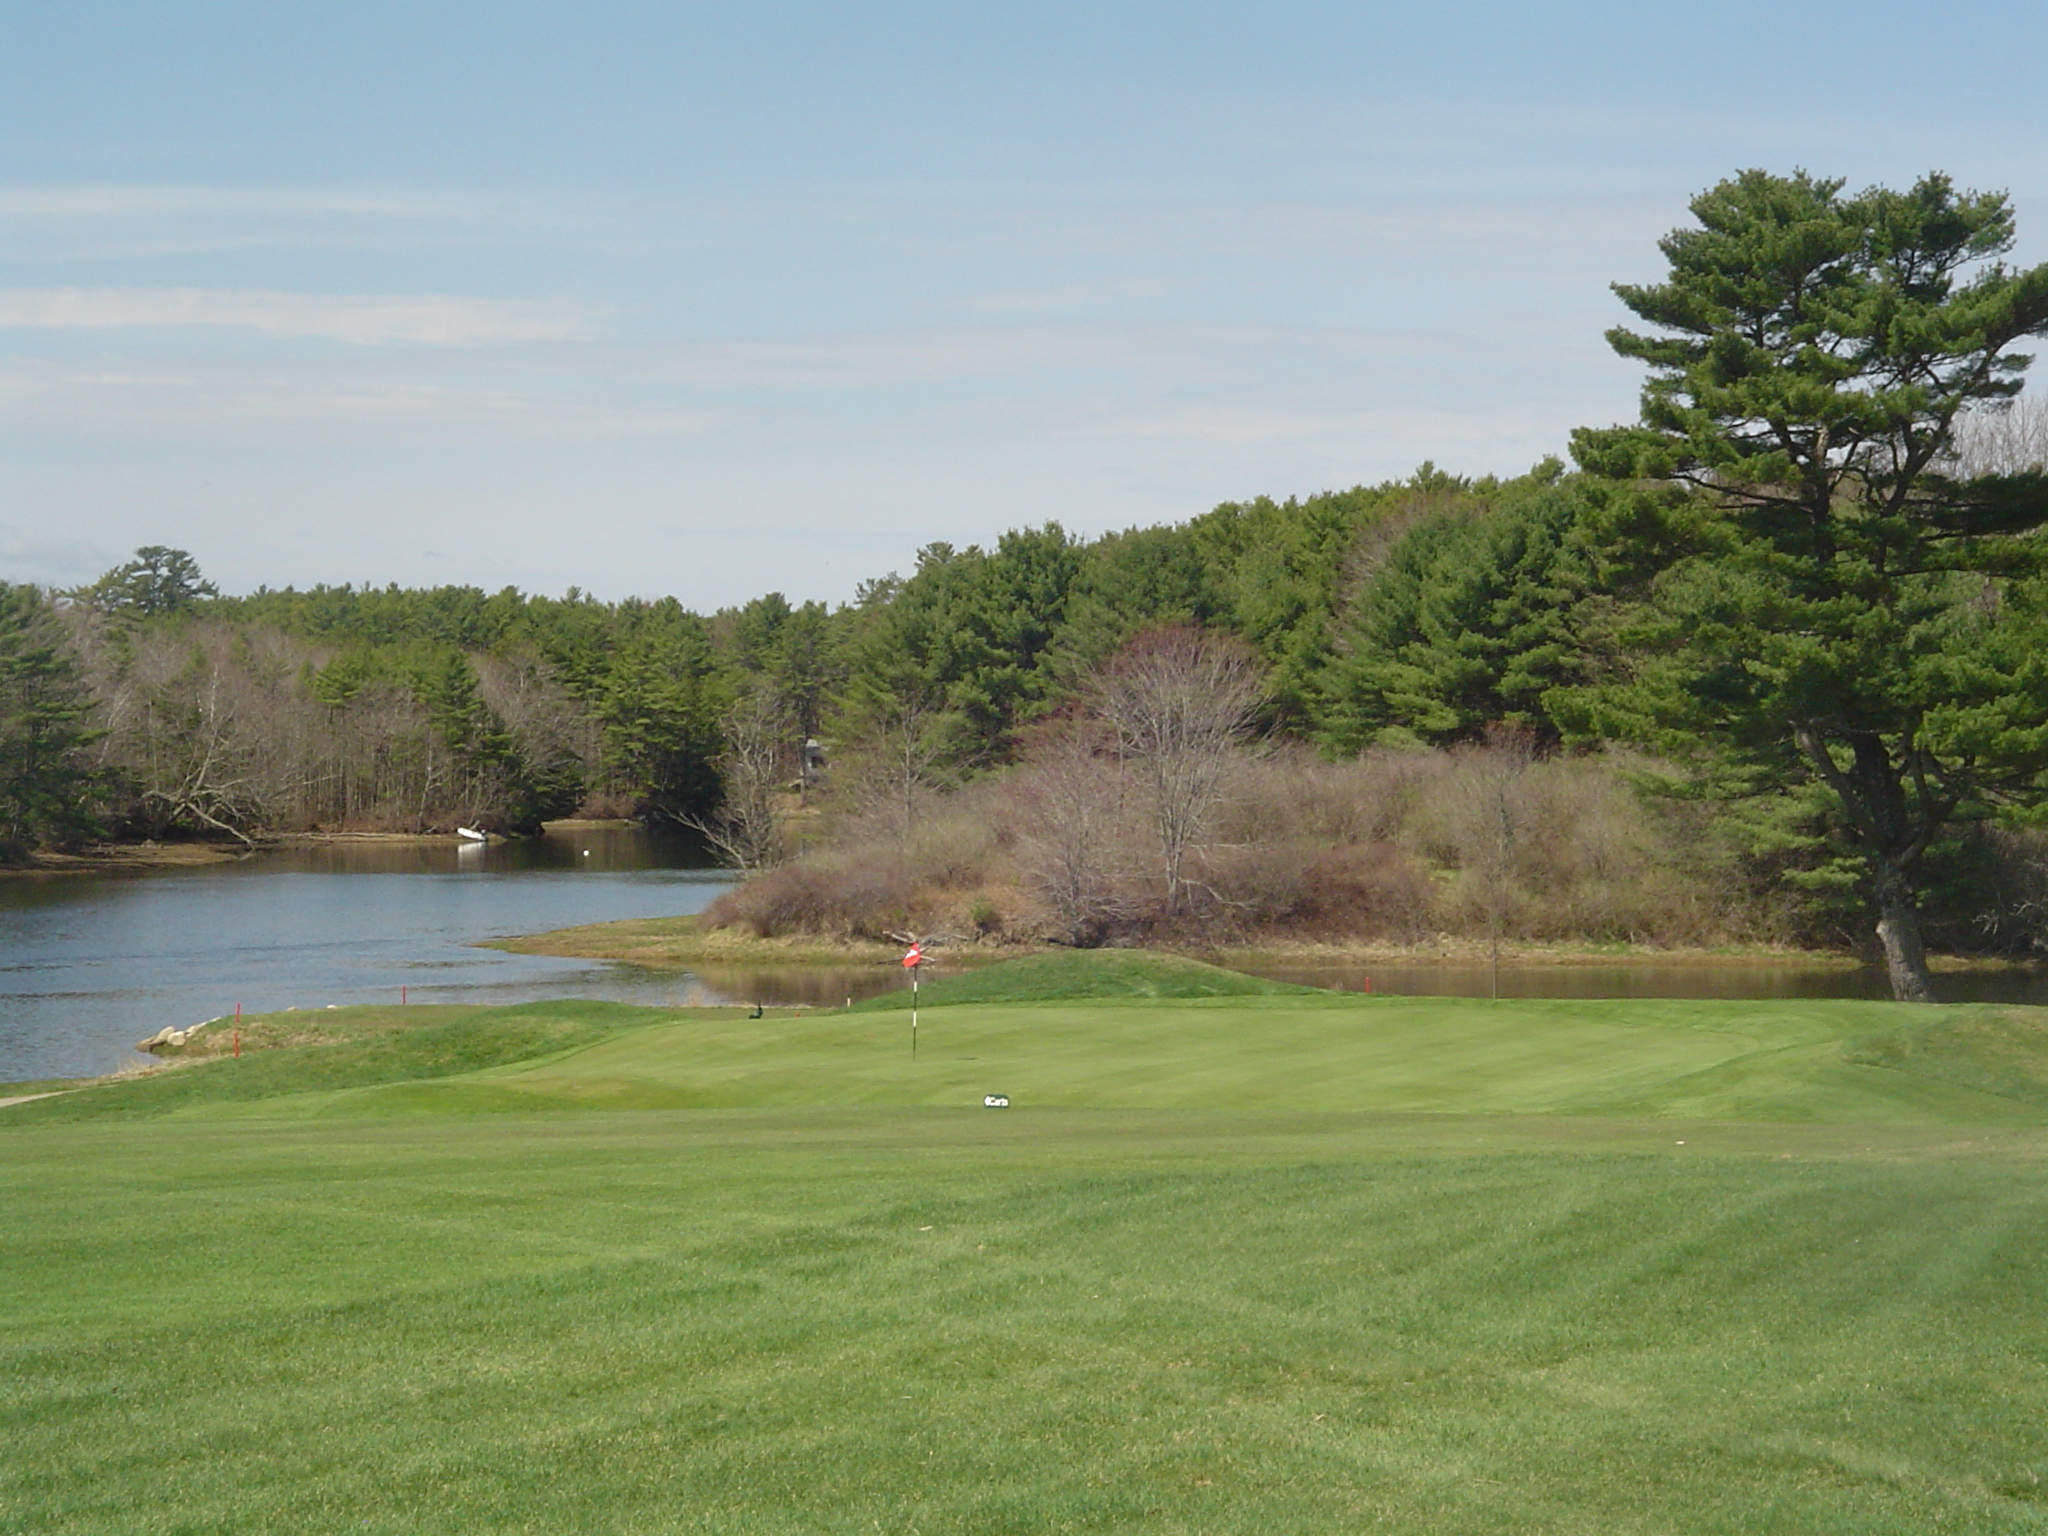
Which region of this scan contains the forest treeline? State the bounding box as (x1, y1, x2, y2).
(2, 448, 2038, 953)
(2, 461, 1579, 845)
(6, 170, 2048, 993)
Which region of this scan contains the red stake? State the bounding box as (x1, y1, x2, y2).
(402, 985, 408, 1005)
(233, 1029, 241, 1058)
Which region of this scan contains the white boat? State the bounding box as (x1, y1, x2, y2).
(456, 826, 489, 843)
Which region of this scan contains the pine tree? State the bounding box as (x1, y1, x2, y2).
(1571, 170, 2048, 999)
(0, 585, 103, 858)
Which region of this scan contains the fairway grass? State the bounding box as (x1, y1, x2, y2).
(8, 971, 2048, 1532)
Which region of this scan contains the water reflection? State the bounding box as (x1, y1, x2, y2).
(732, 957, 2048, 1012)
(225, 823, 714, 876)
(691, 965, 905, 1011)
(1235, 960, 2048, 1006)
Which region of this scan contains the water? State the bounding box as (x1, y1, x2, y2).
(1242, 959, 2048, 1006)
(0, 826, 746, 1082)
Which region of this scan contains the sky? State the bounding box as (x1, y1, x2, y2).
(4, 1, 2045, 610)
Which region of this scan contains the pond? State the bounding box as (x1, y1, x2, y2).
(0, 826, 747, 1082)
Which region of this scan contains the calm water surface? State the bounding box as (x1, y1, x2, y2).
(1244, 959, 2048, 1006)
(0, 827, 749, 1082)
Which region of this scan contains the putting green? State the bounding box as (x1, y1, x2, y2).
(380, 994, 2048, 1126)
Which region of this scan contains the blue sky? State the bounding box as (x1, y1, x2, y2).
(5, 1, 2045, 607)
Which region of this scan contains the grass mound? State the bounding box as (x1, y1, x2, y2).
(1846, 1006, 2048, 1107)
(6, 1000, 666, 1124)
(847, 948, 1321, 1009)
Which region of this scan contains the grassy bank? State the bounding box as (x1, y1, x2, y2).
(496, 909, 1900, 974)
(6, 821, 644, 878)
(8, 840, 253, 875)
(489, 912, 935, 968)
(7, 959, 2048, 1532)
(9, 830, 488, 877)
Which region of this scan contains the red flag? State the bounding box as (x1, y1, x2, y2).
(902, 944, 923, 968)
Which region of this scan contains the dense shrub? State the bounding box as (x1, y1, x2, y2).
(705, 854, 924, 941)
(709, 739, 1809, 950)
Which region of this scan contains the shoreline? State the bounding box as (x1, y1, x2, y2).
(5, 819, 648, 876)
(491, 912, 2041, 978)
(11, 841, 257, 874)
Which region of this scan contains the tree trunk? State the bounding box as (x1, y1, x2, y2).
(1871, 854, 1936, 1004)
(1795, 725, 1941, 1004)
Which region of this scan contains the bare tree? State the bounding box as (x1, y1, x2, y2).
(474, 652, 597, 799)
(686, 689, 789, 871)
(834, 682, 953, 849)
(131, 648, 267, 845)
(1090, 626, 1263, 918)
(1016, 720, 1134, 945)
(1449, 727, 1535, 997)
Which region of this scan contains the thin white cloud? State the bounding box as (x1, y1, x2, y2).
(0, 360, 719, 439)
(625, 327, 1160, 390)
(0, 184, 560, 263)
(0, 185, 480, 220)
(964, 277, 1174, 316)
(0, 287, 586, 346)
(1106, 402, 1571, 453)
(607, 319, 1612, 396)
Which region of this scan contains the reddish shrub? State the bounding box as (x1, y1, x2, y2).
(1284, 843, 1434, 940)
(705, 857, 923, 940)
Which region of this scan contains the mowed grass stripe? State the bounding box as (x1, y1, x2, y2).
(474, 998, 1753, 1112)
(5, 1110, 2048, 1532)
(9, 1109, 2036, 1336)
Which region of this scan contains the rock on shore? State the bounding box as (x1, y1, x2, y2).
(138, 1020, 216, 1053)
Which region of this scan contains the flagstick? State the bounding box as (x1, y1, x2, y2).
(900, 942, 924, 1058)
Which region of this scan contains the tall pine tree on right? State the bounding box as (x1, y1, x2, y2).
(1567, 170, 2048, 1000)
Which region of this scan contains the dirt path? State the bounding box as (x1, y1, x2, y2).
(0, 1092, 67, 1109)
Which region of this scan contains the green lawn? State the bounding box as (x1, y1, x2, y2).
(7, 960, 2048, 1533)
